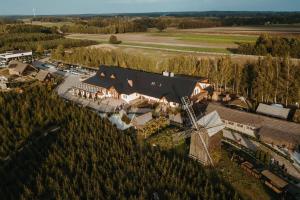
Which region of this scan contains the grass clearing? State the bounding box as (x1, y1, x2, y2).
(217, 149, 274, 200)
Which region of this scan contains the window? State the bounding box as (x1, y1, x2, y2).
(128, 80, 133, 87)
(151, 82, 156, 86)
(194, 87, 200, 95)
(228, 121, 234, 125)
(110, 74, 116, 79)
(237, 123, 243, 128)
(123, 95, 127, 99)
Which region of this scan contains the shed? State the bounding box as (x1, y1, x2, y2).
(256, 103, 290, 120)
(228, 97, 252, 110)
(169, 113, 183, 125)
(36, 70, 53, 82)
(261, 170, 288, 193)
(132, 112, 153, 129)
(8, 60, 37, 76)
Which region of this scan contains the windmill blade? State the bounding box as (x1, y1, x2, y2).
(181, 97, 214, 166)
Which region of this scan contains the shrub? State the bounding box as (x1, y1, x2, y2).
(109, 35, 122, 44)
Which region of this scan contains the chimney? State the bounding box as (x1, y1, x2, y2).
(163, 71, 169, 77)
(128, 79, 133, 87)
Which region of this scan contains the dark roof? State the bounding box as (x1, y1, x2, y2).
(84, 65, 206, 103)
(32, 61, 48, 70)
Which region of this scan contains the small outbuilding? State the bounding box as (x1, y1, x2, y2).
(256, 103, 290, 120)
(132, 112, 153, 129)
(261, 170, 288, 194)
(8, 60, 37, 76)
(36, 70, 54, 82)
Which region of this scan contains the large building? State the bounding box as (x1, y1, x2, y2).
(205, 103, 300, 178)
(74, 65, 211, 107)
(0, 50, 32, 66)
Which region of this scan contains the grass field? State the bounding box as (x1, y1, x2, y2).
(151, 32, 257, 44)
(217, 150, 274, 200)
(66, 33, 232, 53)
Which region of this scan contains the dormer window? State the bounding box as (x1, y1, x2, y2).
(100, 72, 105, 77)
(110, 74, 116, 79)
(128, 80, 133, 87)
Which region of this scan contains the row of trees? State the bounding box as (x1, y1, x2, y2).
(0, 24, 97, 53)
(2, 24, 57, 34)
(52, 47, 300, 106)
(236, 34, 300, 59)
(0, 84, 240, 199)
(0, 38, 96, 53)
(59, 17, 221, 34)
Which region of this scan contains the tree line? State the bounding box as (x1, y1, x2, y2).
(0, 24, 97, 53)
(0, 84, 241, 199)
(235, 34, 300, 59)
(52, 47, 300, 107)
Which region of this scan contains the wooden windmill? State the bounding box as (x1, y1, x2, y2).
(181, 97, 224, 166)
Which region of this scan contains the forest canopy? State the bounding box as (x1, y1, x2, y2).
(0, 24, 97, 53)
(236, 34, 300, 59)
(0, 84, 240, 200)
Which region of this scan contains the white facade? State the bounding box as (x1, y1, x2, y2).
(121, 93, 140, 103)
(0, 51, 32, 60)
(199, 83, 210, 89)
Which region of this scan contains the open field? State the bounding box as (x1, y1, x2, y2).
(66, 30, 254, 50)
(168, 26, 300, 35)
(150, 32, 257, 44)
(66, 26, 300, 65)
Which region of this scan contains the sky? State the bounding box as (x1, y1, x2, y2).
(0, 0, 299, 15)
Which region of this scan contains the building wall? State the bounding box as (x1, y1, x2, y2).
(222, 119, 256, 138)
(223, 129, 258, 151)
(121, 93, 140, 103)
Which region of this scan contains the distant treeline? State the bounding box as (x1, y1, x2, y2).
(236, 34, 300, 58)
(29, 12, 300, 34)
(59, 17, 222, 33)
(0, 24, 57, 34)
(0, 18, 23, 25)
(0, 24, 97, 53)
(52, 47, 300, 106)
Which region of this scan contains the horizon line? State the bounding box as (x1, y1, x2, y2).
(1, 10, 300, 17)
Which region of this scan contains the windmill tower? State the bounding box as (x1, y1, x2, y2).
(181, 97, 224, 166)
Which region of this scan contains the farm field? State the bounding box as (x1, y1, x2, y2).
(66, 26, 300, 65)
(67, 30, 256, 50)
(169, 26, 300, 35)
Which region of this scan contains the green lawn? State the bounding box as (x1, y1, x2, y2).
(151, 32, 258, 44)
(217, 150, 274, 200)
(121, 42, 230, 53)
